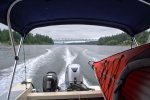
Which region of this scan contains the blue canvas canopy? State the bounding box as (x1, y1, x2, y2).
(0, 0, 150, 37)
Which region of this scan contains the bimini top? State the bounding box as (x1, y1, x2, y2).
(0, 0, 150, 37)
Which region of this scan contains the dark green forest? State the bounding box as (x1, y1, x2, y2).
(97, 31, 150, 45)
(0, 29, 54, 45)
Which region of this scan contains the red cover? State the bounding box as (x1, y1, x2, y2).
(93, 43, 150, 100)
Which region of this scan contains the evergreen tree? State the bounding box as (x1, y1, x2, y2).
(0, 29, 54, 45)
(97, 31, 150, 45)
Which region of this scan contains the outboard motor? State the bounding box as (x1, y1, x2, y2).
(43, 72, 58, 92)
(65, 64, 83, 90)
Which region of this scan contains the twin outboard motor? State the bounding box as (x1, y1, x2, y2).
(65, 64, 83, 90)
(43, 72, 58, 92)
(43, 64, 93, 92)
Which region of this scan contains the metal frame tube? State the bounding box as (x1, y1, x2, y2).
(133, 37, 139, 46)
(6, 37, 24, 100)
(7, 0, 22, 56)
(6, 0, 23, 100)
(139, 0, 150, 6)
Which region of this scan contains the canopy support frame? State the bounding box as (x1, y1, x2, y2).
(133, 37, 139, 46)
(131, 36, 138, 48)
(139, 0, 150, 6)
(6, 37, 24, 100)
(6, 0, 23, 100)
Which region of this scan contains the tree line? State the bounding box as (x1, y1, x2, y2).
(0, 29, 54, 45)
(97, 31, 150, 45)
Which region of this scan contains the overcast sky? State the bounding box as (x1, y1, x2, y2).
(0, 23, 123, 39)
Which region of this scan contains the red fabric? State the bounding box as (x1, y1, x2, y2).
(121, 68, 150, 100)
(93, 43, 150, 100)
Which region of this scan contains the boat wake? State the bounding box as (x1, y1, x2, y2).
(83, 49, 108, 61)
(58, 47, 77, 89)
(0, 49, 53, 95)
(83, 49, 98, 61)
(0, 47, 94, 95)
(58, 47, 90, 90)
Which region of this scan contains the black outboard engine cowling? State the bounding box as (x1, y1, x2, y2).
(43, 72, 58, 92)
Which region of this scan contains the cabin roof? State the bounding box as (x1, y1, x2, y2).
(0, 0, 150, 37)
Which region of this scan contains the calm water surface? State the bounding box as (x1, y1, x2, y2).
(0, 45, 130, 95)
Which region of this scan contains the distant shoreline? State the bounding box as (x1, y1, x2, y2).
(0, 29, 54, 45)
(0, 43, 53, 45)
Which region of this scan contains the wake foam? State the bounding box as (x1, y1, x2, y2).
(58, 47, 90, 89)
(58, 47, 77, 88)
(0, 49, 52, 95)
(83, 49, 107, 61)
(63, 47, 78, 67)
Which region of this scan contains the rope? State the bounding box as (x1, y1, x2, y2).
(22, 40, 27, 89)
(77, 91, 81, 100)
(74, 91, 81, 100)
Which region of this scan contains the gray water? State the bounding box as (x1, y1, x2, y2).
(0, 45, 130, 95)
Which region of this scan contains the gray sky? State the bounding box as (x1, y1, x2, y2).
(0, 23, 123, 39)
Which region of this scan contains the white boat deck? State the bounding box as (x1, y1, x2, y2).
(1, 79, 103, 100)
(27, 86, 102, 100)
